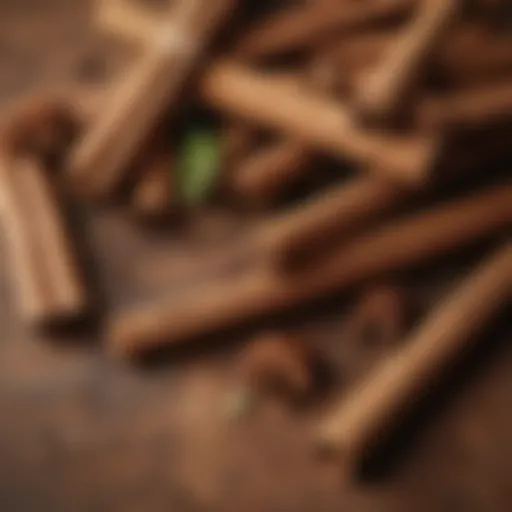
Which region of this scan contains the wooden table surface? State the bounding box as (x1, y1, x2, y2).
(0, 2, 511, 511)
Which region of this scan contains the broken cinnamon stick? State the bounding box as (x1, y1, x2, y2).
(108, 184, 512, 357)
(0, 156, 88, 326)
(348, 284, 412, 347)
(0, 94, 82, 162)
(259, 176, 409, 271)
(418, 81, 512, 131)
(69, 0, 238, 200)
(0, 157, 51, 325)
(316, 244, 511, 476)
(355, 0, 460, 124)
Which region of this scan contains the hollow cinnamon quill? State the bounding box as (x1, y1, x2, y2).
(108, 184, 512, 357)
(259, 175, 409, 270)
(316, 244, 511, 476)
(202, 61, 438, 185)
(0, 156, 88, 326)
(234, 0, 414, 61)
(69, 0, 238, 200)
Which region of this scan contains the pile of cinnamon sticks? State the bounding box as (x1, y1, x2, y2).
(0, 0, 511, 477)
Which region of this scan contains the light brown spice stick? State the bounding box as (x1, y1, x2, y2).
(418, 81, 512, 131)
(95, 0, 161, 45)
(230, 63, 337, 205)
(69, 0, 237, 200)
(94, 0, 160, 46)
(319, 25, 512, 92)
(234, 0, 414, 61)
(15, 158, 88, 319)
(108, 184, 512, 357)
(316, 244, 512, 476)
(355, 0, 460, 124)
(202, 61, 438, 185)
(0, 156, 88, 326)
(259, 176, 409, 271)
(0, 157, 50, 324)
(232, 140, 312, 206)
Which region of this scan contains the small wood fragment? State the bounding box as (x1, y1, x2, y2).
(348, 284, 412, 347)
(240, 332, 318, 401)
(1, 95, 81, 161)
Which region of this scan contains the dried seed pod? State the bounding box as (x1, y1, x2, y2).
(350, 284, 412, 347)
(240, 332, 318, 402)
(1, 95, 81, 161)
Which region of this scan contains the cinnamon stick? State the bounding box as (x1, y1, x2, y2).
(230, 57, 341, 205)
(0, 157, 50, 325)
(94, 0, 160, 46)
(202, 61, 439, 185)
(234, 0, 414, 61)
(355, 0, 460, 124)
(69, 0, 238, 200)
(259, 176, 409, 271)
(0, 156, 88, 326)
(108, 184, 512, 357)
(316, 244, 512, 476)
(314, 25, 512, 92)
(94, 0, 162, 46)
(418, 81, 512, 131)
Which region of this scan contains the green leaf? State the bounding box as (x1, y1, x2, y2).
(178, 126, 221, 206)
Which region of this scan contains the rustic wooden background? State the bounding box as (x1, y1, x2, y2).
(0, 1, 511, 511)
